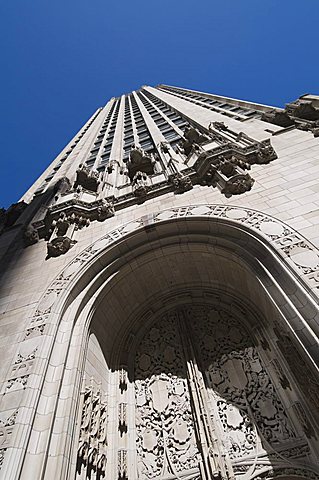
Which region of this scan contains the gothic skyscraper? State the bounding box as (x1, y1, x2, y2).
(0, 85, 319, 480)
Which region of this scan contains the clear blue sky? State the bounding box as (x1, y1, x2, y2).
(1, 0, 319, 208)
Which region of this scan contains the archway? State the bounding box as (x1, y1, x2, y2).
(74, 226, 319, 479)
(14, 206, 319, 480)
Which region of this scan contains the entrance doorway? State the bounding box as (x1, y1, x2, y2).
(134, 304, 296, 480)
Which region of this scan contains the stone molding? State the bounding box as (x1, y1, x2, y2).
(25, 204, 319, 334)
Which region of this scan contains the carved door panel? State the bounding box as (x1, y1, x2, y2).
(134, 305, 298, 480)
(134, 312, 201, 479)
(188, 305, 297, 475)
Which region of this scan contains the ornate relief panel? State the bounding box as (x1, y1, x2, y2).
(188, 306, 296, 463)
(134, 312, 200, 479)
(133, 305, 314, 480)
(76, 384, 108, 479)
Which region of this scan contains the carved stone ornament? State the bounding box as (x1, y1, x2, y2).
(35, 203, 319, 310)
(221, 173, 254, 196)
(133, 305, 310, 480)
(274, 327, 319, 413)
(202, 155, 254, 197)
(312, 125, 319, 137)
(158, 141, 170, 154)
(256, 139, 277, 164)
(22, 204, 319, 477)
(135, 313, 203, 479)
(36, 192, 115, 243)
(54, 176, 71, 195)
(23, 224, 39, 246)
(214, 121, 229, 131)
(28, 123, 279, 246)
(127, 145, 155, 180)
(119, 368, 128, 393)
(118, 449, 128, 480)
(49, 211, 90, 237)
(293, 402, 316, 439)
(261, 109, 294, 127)
(297, 120, 319, 137)
(171, 172, 193, 194)
(0, 201, 27, 232)
(0, 409, 18, 470)
(47, 236, 76, 258)
(172, 121, 277, 197)
(30, 193, 116, 258)
(75, 164, 101, 192)
(261, 96, 319, 137)
(106, 160, 116, 174)
(118, 403, 127, 435)
(76, 384, 107, 478)
(50, 212, 70, 237)
(181, 126, 210, 156)
(286, 98, 319, 121)
(132, 171, 151, 198)
(3, 347, 38, 395)
(97, 199, 115, 222)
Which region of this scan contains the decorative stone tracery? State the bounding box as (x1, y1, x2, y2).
(189, 306, 295, 458)
(133, 304, 312, 480)
(76, 383, 108, 479)
(0, 410, 18, 469)
(135, 313, 201, 479)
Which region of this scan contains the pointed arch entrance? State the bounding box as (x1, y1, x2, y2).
(10, 205, 319, 480)
(132, 303, 296, 480)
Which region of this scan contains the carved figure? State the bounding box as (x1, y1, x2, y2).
(210, 121, 229, 131)
(96, 199, 115, 222)
(51, 212, 70, 237)
(256, 139, 277, 164)
(221, 174, 254, 196)
(75, 164, 101, 192)
(54, 177, 71, 195)
(132, 171, 150, 198)
(202, 155, 253, 196)
(127, 145, 155, 180)
(23, 225, 39, 246)
(77, 385, 107, 478)
(286, 99, 319, 121)
(181, 126, 209, 156)
(261, 97, 319, 138)
(158, 141, 170, 154)
(0, 202, 27, 229)
(171, 173, 193, 194)
(261, 110, 294, 127)
(47, 236, 76, 258)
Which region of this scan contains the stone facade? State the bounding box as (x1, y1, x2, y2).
(0, 85, 319, 479)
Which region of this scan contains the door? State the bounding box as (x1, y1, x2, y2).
(134, 305, 297, 480)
